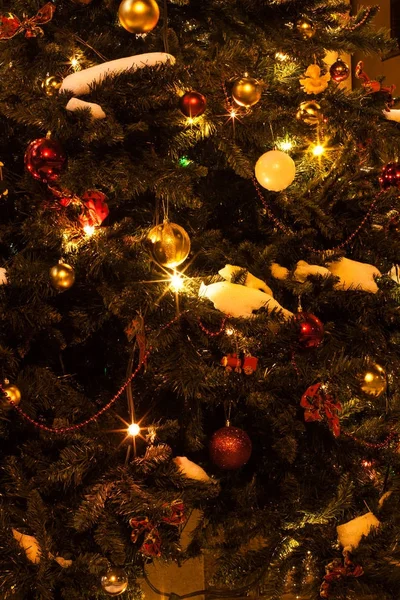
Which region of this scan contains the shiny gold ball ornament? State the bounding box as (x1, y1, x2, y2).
(147, 221, 191, 269)
(49, 262, 75, 291)
(296, 100, 322, 126)
(118, 0, 160, 34)
(360, 363, 387, 398)
(2, 384, 21, 406)
(101, 568, 128, 596)
(41, 75, 63, 96)
(295, 17, 316, 39)
(232, 76, 262, 108)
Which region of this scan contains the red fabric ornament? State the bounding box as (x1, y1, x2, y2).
(25, 138, 66, 183)
(320, 551, 363, 598)
(296, 312, 324, 348)
(129, 499, 185, 557)
(78, 190, 109, 228)
(0, 3, 55, 39)
(379, 163, 400, 190)
(162, 499, 185, 525)
(141, 529, 162, 557)
(179, 91, 207, 118)
(329, 59, 350, 83)
(209, 425, 252, 470)
(301, 383, 342, 437)
(129, 516, 151, 543)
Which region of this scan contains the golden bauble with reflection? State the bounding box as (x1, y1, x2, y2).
(147, 221, 191, 269)
(118, 0, 160, 34)
(41, 75, 63, 97)
(101, 567, 128, 596)
(232, 76, 262, 108)
(295, 17, 316, 39)
(3, 384, 21, 406)
(50, 262, 75, 291)
(296, 100, 322, 126)
(360, 363, 387, 397)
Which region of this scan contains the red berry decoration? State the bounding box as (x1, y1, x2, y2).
(25, 138, 66, 183)
(296, 312, 324, 348)
(329, 59, 350, 83)
(179, 91, 207, 118)
(209, 425, 252, 470)
(379, 162, 400, 190)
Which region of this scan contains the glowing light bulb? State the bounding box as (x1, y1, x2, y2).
(83, 225, 95, 237)
(230, 109, 237, 119)
(279, 141, 293, 152)
(170, 273, 184, 292)
(226, 327, 234, 336)
(275, 52, 289, 61)
(70, 56, 80, 70)
(128, 423, 140, 436)
(186, 117, 195, 125)
(312, 144, 325, 157)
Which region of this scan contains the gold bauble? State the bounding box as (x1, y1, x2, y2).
(360, 363, 387, 397)
(232, 77, 262, 108)
(296, 100, 322, 126)
(295, 17, 316, 39)
(41, 75, 63, 97)
(3, 384, 21, 406)
(101, 568, 128, 596)
(50, 262, 75, 291)
(118, 0, 160, 34)
(147, 221, 191, 268)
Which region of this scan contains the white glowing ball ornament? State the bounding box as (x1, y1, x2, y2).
(255, 150, 296, 192)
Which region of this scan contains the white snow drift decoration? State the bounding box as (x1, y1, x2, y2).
(337, 512, 380, 552)
(0, 267, 7, 285)
(60, 52, 176, 96)
(173, 456, 213, 483)
(199, 281, 293, 319)
(218, 264, 274, 296)
(65, 98, 106, 120)
(383, 108, 400, 123)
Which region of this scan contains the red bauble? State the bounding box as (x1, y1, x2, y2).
(296, 312, 324, 348)
(25, 138, 66, 183)
(179, 91, 207, 118)
(379, 162, 400, 190)
(329, 59, 350, 83)
(209, 425, 252, 470)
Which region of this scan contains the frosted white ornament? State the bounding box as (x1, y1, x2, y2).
(199, 281, 293, 319)
(174, 457, 213, 483)
(255, 150, 296, 192)
(66, 98, 106, 120)
(337, 512, 380, 552)
(60, 52, 175, 95)
(218, 264, 273, 296)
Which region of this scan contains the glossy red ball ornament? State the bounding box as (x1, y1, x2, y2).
(329, 59, 350, 83)
(179, 91, 207, 118)
(25, 138, 66, 183)
(209, 425, 252, 470)
(296, 312, 324, 348)
(379, 162, 400, 190)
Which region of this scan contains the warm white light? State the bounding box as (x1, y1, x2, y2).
(83, 225, 95, 237)
(279, 141, 293, 152)
(186, 117, 195, 125)
(226, 327, 234, 336)
(170, 273, 184, 292)
(70, 56, 80, 70)
(128, 423, 140, 436)
(312, 144, 325, 157)
(275, 52, 289, 61)
(230, 109, 237, 119)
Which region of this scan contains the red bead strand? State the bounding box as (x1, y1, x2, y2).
(198, 317, 227, 337)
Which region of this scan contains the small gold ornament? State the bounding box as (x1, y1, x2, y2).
(296, 100, 322, 126)
(41, 75, 63, 96)
(118, 0, 160, 34)
(50, 262, 75, 291)
(296, 17, 316, 39)
(232, 76, 262, 108)
(360, 363, 387, 397)
(101, 568, 128, 596)
(3, 383, 21, 406)
(147, 220, 191, 269)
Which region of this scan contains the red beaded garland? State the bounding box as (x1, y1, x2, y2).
(25, 137, 67, 183)
(296, 312, 324, 348)
(209, 425, 252, 470)
(179, 91, 207, 118)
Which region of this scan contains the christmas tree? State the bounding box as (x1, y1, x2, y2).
(1, 0, 400, 598)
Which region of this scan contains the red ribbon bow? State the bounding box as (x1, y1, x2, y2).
(301, 383, 342, 437)
(355, 61, 395, 107)
(129, 499, 185, 557)
(78, 190, 109, 229)
(320, 551, 363, 598)
(0, 3, 55, 39)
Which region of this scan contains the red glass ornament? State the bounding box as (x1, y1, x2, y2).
(25, 137, 66, 183)
(379, 162, 400, 190)
(296, 312, 324, 348)
(179, 91, 206, 118)
(209, 425, 252, 470)
(329, 59, 350, 83)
